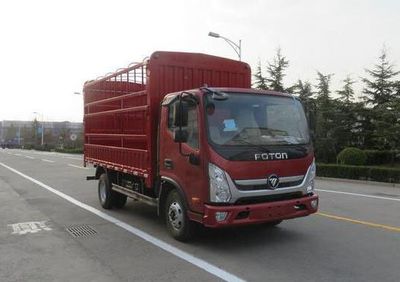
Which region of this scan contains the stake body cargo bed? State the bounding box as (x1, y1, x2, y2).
(83, 51, 251, 188)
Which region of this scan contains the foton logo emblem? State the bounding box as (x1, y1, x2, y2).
(254, 153, 288, 161)
(268, 174, 280, 189)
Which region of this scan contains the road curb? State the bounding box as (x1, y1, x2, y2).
(316, 176, 400, 188)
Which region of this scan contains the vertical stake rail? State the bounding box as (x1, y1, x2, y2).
(141, 66, 144, 85)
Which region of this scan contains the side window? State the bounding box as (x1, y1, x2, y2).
(168, 104, 175, 130)
(168, 101, 199, 149)
(186, 106, 199, 149)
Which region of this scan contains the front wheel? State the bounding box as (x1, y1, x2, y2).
(165, 190, 194, 241)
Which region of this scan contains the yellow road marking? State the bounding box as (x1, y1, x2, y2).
(317, 212, 400, 233)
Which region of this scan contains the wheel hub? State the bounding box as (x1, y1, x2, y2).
(168, 202, 183, 230)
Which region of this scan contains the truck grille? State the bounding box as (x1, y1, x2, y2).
(235, 192, 303, 205)
(235, 178, 303, 191)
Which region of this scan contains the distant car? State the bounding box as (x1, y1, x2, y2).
(1, 144, 5, 149)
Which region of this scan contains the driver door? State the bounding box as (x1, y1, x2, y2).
(159, 98, 207, 213)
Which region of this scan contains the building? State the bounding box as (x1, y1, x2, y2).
(0, 120, 83, 148)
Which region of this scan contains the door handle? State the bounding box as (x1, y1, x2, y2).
(164, 159, 173, 169)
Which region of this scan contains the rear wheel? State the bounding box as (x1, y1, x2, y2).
(112, 193, 127, 209)
(98, 172, 128, 209)
(165, 190, 194, 241)
(98, 173, 113, 209)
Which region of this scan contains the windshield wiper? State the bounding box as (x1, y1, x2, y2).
(200, 86, 229, 100)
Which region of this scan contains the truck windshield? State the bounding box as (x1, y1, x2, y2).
(205, 93, 309, 146)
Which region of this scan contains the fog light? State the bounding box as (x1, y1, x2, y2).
(311, 199, 318, 209)
(215, 212, 228, 222)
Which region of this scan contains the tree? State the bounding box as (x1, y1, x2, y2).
(361, 49, 400, 149)
(315, 72, 334, 134)
(293, 80, 316, 133)
(266, 48, 289, 92)
(315, 72, 333, 102)
(336, 76, 356, 103)
(394, 80, 400, 97)
(352, 102, 374, 149)
(294, 80, 313, 101)
(361, 48, 400, 107)
(253, 61, 268, 90)
(333, 76, 359, 149)
(314, 72, 337, 162)
(370, 98, 400, 153)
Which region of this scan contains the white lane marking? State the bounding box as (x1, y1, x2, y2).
(13, 150, 81, 160)
(0, 162, 244, 282)
(27, 150, 80, 159)
(316, 189, 400, 202)
(68, 164, 89, 170)
(14, 154, 22, 156)
(8, 221, 52, 235)
(42, 159, 55, 163)
(26, 151, 53, 156)
(25, 156, 35, 159)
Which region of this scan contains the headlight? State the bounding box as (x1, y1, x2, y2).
(306, 159, 316, 193)
(208, 163, 232, 203)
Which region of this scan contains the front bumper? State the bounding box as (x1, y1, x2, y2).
(202, 194, 318, 228)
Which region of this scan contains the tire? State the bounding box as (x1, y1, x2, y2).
(265, 220, 283, 227)
(98, 173, 114, 209)
(165, 190, 194, 241)
(98, 173, 128, 209)
(112, 193, 127, 209)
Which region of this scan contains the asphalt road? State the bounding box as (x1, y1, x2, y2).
(0, 149, 399, 282)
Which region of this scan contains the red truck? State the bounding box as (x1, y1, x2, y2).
(83, 51, 318, 241)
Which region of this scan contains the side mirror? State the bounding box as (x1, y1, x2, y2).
(173, 129, 188, 143)
(173, 101, 189, 127)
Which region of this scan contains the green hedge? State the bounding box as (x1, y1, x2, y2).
(337, 147, 367, 165)
(364, 150, 400, 165)
(317, 163, 400, 183)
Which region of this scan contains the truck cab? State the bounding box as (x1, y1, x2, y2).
(159, 87, 318, 238)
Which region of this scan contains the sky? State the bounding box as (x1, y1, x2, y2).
(0, 0, 399, 122)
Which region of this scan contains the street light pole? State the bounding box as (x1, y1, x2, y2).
(208, 31, 242, 61)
